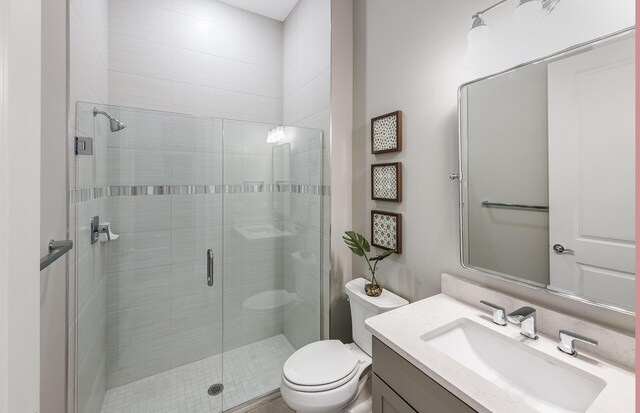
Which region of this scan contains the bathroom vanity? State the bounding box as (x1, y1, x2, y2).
(365, 22, 637, 413)
(366, 27, 633, 413)
(366, 280, 635, 413)
(372, 337, 475, 412)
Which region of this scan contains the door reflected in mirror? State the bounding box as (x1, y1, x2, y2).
(459, 30, 635, 313)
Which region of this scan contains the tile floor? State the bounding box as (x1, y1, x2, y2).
(100, 334, 295, 413)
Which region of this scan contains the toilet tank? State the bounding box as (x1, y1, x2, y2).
(345, 278, 408, 356)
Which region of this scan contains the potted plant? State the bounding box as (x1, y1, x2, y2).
(343, 231, 395, 297)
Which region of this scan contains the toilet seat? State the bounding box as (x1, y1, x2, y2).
(282, 365, 359, 393)
(282, 340, 360, 392)
(281, 342, 371, 413)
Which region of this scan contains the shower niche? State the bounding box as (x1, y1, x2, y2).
(71, 102, 324, 412)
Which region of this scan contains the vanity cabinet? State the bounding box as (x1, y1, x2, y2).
(372, 374, 416, 413)
(372, 373, 415, 413)
(372, 337, 477, 413)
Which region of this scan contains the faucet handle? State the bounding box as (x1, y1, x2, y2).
(480, 300, 507, 326)
(558, 330, 598, 356)
(95, 222, 119, 242)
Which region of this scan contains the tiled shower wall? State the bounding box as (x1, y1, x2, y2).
(107, 0, 283, 123)
(103, 0, 288, 389)
(68, 0, 109, 412)
(71, 0, 329, 405)
(282, 0, 331, 347)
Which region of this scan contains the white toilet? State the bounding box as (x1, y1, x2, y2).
(281, 278, 408, 413)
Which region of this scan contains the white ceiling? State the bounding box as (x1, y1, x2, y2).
(218, 0, 299, 21)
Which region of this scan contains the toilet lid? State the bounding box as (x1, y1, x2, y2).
(283, 340, 359, 387)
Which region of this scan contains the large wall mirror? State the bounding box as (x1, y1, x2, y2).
(458, 29, 635, 313)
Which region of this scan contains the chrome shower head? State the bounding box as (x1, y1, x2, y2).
(109, 117, 127, 132)
(93, 107, 127, 132)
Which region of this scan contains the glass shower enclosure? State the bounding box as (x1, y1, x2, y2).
(71, 102, 323, 413)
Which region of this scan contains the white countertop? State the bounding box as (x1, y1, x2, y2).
(365, 294, 634, 413)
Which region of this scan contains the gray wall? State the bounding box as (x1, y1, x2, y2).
(328, 0, 354, 342)
(351, 0, 635, 333)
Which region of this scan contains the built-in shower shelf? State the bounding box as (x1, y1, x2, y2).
(243, 290, 298, 312)
(234, 223, 295, 240)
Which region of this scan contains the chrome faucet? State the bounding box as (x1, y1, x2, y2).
(480, 300, 507, 326)
(557, 330, 598, 356)
(507, 307, 538, 340)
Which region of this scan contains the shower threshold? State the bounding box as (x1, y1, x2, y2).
(100, 334, 294, 413)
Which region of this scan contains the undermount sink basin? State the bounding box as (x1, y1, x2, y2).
(421, 319, 606, 413)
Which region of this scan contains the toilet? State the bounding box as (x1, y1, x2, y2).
(281, 278, 408, 413)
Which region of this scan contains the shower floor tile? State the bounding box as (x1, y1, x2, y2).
(100, 334, 295, 413)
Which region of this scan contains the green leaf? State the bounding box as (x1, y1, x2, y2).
(360, 235, 370, 252)
(342, 234, 364, 256)
(342, 231, 370, 256)
(369, 249, 395, 262)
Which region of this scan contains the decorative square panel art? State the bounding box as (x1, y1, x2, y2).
(371, 210, 402, 253)
(371, 162, 402, 202)
(371, 111, 402, 154)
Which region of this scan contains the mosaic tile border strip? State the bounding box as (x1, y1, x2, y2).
(70, 184, 331, 203)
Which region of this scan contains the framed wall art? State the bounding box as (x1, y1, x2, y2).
(371, 162, 402, 202)
(371, 210, 402, 253)
(371, 110, 402, 154)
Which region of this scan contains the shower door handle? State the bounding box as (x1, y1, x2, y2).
(207, 249, 214, 287)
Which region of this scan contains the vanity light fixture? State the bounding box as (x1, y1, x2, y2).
(465, 0, 561, 66)
(467, 0, 562, 33)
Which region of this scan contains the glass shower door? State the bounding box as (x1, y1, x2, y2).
(170, 112, 225, 412)
(73, 103, 225, 413)
(220, 120, 323, 411)
(73, 103, 323, 413)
